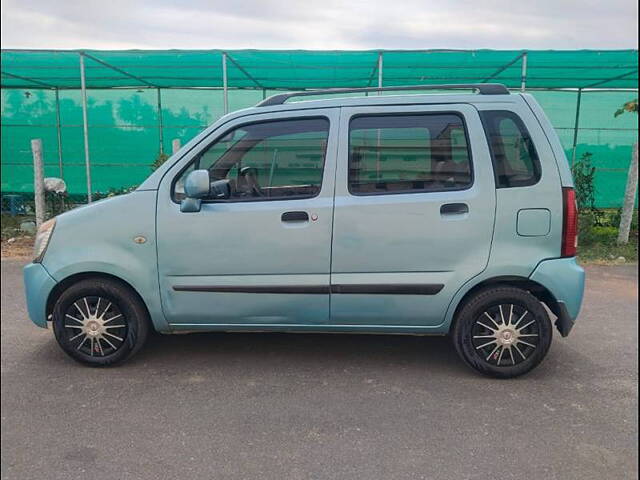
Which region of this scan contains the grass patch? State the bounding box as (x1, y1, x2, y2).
(1, 213, 36, 240)
(1, 214, 36, 258)
(578, 240, 638, 264)
(577, 209, 638, 264)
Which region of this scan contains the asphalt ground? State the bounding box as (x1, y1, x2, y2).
(1, 259, 638, 480)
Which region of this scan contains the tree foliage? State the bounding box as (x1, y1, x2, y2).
(614, 98, 638, 117)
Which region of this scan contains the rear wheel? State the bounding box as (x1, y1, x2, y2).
(52, 278, 149, 366)
(452, 286, 552, 378)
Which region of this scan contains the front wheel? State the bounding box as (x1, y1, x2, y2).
(452, 286, 552, 378)
(52, 278, 150, 367)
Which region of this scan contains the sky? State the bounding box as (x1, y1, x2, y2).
(1, 0, 638, 50)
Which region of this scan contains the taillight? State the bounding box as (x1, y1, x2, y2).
(562, 187, 578, 257)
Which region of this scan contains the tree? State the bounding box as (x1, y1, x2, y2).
(614, 99, 638, 245)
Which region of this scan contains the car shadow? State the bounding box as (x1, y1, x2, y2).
(125, 330, 470, 375)
(28, 328, 573, 380)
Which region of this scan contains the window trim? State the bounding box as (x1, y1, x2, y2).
(346, 111, 475, 197)
(479, 110, 542, 189)
(170, 116, 331, 204)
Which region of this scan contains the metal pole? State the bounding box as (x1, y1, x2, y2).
(571, 88, 583, 166)
(520, 52, 528, 92)
(157, 88, 164, 154)
(31, 138, 45, 227)
(376, 51, 383, 176)
(79, 53, 92, 203)
(54, 88, 64, 179)
(222, 52, 229, 114)
(377, 51, 383, 92)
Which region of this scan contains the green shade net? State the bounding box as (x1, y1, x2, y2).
(1, 49, 637, 89)
(1, 49, 638, 206)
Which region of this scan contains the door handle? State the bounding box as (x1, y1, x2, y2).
(281, 211, 309, 222)
(440, 203, 469, 215)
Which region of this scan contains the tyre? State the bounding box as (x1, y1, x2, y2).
(452, 286, 552, 379)
(52, 278, 150, 367)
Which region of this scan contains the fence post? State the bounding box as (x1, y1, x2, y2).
(31, 139, 46, 227)
(54, 88, 64, 179)
(571, 88, 583, 167)
(157, 88, 164, 155)
(172, 139, 181, 155)
(617, 142, 639, 245)
(520, 51, 528, 92)
(222, 52, 229, 114)
(79, 52, 92, 203)
(377, 51, 383, 92)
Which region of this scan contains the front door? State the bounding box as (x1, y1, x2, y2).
(156, 109, 339, 328)
(330, 104, 496, 328)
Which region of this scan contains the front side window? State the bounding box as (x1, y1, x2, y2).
(479, 110, 541, 188)
(174, 118, 329, 201)
(348, 113, 472, 195)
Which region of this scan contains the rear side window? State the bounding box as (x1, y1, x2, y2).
(348, 114, 472, 195)
(480, 110, 541, 188)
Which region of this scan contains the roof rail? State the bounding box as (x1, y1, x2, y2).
(256, 83, 509, 107)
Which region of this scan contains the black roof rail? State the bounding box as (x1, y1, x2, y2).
(256, 83, 509, 107)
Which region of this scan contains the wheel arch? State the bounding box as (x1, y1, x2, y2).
(46, 272, 152, 325)
(449, 275, 560, 332)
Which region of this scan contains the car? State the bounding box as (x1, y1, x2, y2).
(23, 83, 585, 377)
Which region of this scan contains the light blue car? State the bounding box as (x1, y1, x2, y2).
(24, 84, 585, 377)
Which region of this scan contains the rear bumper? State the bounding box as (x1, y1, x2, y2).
(529, 257, 585, 337)
(23, 262, 57, 328)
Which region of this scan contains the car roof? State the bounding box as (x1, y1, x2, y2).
(229, 92, 521, 120)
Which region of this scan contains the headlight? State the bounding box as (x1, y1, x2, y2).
(33, 218, 56, 262)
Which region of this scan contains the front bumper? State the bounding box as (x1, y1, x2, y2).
(23, 262, 57, 328)
(529, 257, 585, 337)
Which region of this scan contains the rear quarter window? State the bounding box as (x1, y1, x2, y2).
(480, 110, 541, 188)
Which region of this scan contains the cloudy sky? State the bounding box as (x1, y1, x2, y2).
(1, 0, 638, 50)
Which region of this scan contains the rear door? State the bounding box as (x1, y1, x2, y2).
(330, 104, 496, 327)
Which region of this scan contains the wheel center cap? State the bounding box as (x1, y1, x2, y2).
(87, 321, 100, 335)
(501, 330, 514, 344)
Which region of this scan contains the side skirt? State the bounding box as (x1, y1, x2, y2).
(166, 323, 450, 335)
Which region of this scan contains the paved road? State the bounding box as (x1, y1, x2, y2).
(1, 259, 637, 480)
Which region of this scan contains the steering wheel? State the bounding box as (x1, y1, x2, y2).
(239, 166, 264, 197)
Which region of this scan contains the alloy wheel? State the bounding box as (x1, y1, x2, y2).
(471, 303, 539, 367)
(63, 296, 128, 357)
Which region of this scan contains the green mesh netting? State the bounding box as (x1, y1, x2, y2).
(2, 49, 637, 89)
(1, 49, 638, 206)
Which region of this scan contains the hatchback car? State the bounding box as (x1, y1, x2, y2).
(24, 84, 585, 377)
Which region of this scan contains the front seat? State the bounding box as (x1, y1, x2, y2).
(237, 166, 263, 197)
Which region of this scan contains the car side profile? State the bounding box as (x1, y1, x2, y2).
(24, 84, 585, 378)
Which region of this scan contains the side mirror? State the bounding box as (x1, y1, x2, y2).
(180, 170, 232, 213)
(180, 169, 210, 213)
(184, 169, 211, 198)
